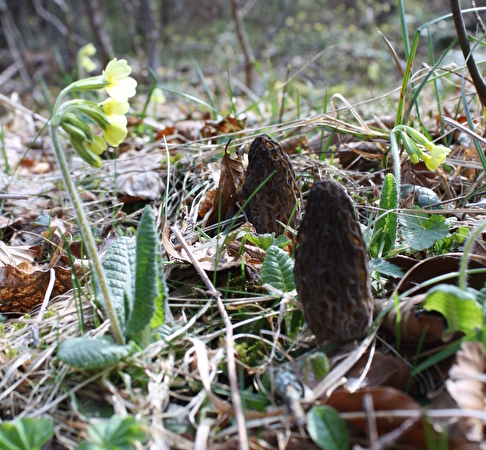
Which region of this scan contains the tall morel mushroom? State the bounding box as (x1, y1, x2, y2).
(294, 181, 373, 342)
(242, 135, 302, 235)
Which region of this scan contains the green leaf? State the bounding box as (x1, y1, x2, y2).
(423, 284, 482, 335)
(245, 232, 275, 250)
(150, 249, 168, 329)
(0, 418, 54, 450)
(77, 415, 147, 450)
(371, 173, 398, 255)
(369, 258, 404, 277)
(307, 405, 349, 450)
(57, 337, 133, 369)
(98, 236, 137, 332)
(126, 206, 159, 337)
(400, 211, 450, 250)
(261, 245, 295, 292)
(307, 352, 330, 379)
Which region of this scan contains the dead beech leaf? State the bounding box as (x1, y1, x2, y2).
(387, 254, 486, 293)
(175, 114, 245, 141)
(445, 341, 485, 442)
(162, 221, 242, 272)
(326, 387, 424, 446)
(280, 135, 308, 155)
(344, 351, 411, 391)
(0, 264, 82, 313)
(0, 241, 39, 267)
(377, 295, 446, 343)
(199, 147, 247, 226)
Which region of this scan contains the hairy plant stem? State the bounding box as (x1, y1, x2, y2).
(49, 123, 125, 345)
(459, 219, 486, 291)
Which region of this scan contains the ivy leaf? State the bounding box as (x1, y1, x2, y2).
(423, 284, 482, 335)
(307, 405, 349, 450)
(371, 173, 398, 256)
(0, 418, 54, 450)
(77, 415, 147, 450)
(261, 245, 295, 292)
(400, 211, 450, 250)
(57, 337, 133, 370)
(126, 206, 160, 337)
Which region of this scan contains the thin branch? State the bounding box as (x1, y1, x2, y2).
(450, 0, 486, 108)
(171, 225, 248, 450)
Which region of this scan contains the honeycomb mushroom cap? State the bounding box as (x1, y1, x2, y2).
(242, 135, 302, 235)
(294, 180, 373, 343)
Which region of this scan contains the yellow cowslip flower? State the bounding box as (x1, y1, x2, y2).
(99, 98, 129, 146)
(86, 135, 107, 155)
(102, 59, 137, 102)
(421, 144, 450, 171)
(78, 43, 97, 73)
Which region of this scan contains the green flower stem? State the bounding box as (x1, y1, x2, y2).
(49, 123, 125, 345)
(459, 219, 486, 291)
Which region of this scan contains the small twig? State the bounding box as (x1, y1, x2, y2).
(363, 394, 379, 450)
(470, 0, 486, 34)
(171, 225, 248, 450)
(230, 0, 254, 90)
(450, 0, 486, 108)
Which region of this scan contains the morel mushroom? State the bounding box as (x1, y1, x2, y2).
(294, 181, 373, 342)
(242, 135, 302, 235)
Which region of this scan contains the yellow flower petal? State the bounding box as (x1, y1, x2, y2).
(102, 59, 137, 101)
(421, 153, 437, 171)
(103, 114, 128, 146)
(99, 98, 129, 116)
(86, 135, 107, 155)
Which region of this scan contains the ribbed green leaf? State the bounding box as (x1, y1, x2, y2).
(126, 206, 159, 337)
(261, 245, 295, 292)
(307, 405, 349, 450)
(150, 249, 167, 329)
(57, 337, 132, 369)
(423, 284, 482, 335)
(98, 236, 136, 332)
(371, 173, 398, 256)
(0, 418, 54, 450)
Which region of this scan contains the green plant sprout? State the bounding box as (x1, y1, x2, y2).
(49, 59, 137, 345)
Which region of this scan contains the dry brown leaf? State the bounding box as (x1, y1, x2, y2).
(0, 264, 83, 313)
(162, 221, 243, 272)
(199, 147, 247, 226)
(377, 295, 446, 343)
(344, 351, 412, 391)
(446, 341, 485, 442)
(175, 114, 245, 141)
(0, 241, 39, 267)
(280, 135, 308, 155)
(326, 386, 424, 446)
(114, 150, 165, 202)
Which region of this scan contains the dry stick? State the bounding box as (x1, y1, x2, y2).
(171, 225, 248, 450)
(450, 0, 486, 108)
(470, 0, 486, 34)
(231, 0, 254, 90)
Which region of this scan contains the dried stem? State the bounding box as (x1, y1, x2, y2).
(171, 225, 248, 450)
(450, 0, 486, 108)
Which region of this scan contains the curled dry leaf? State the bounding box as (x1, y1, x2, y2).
(173, 114, 246, 141)
(162, 221, 242, 272)
(199, 147, 247, 227)
(377, 295, 446, 343)
(344, 351, 411, 391)
(445, 341, 485, 442)
(326, 386, 424, 447)
(242, 135, 302, 235)
(0, 264, 84, 313)
(294, 181, 373, 342)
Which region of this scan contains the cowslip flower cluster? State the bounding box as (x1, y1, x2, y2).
(52, 59, 137, 167)
(394, 125, 450, 172)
